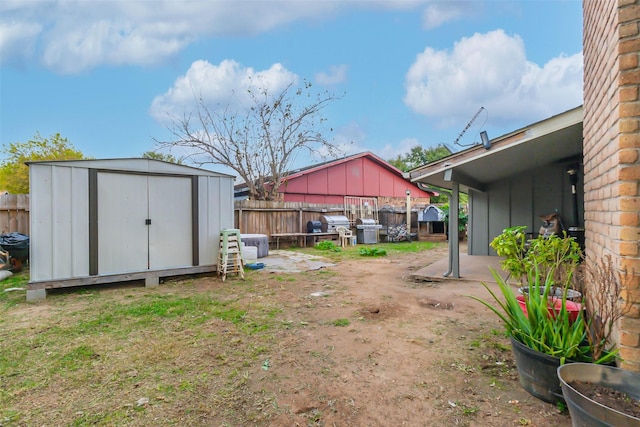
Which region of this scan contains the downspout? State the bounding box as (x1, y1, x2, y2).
(417, 182, 460, 278)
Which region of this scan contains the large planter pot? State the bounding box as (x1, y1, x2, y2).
(515, 295, 583, 323)
(557, 362, 640, 427)
(510, 336, 565, 404)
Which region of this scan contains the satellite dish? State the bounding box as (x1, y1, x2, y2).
(480, 131, 491, 150)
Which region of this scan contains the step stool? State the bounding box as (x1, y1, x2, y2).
(217, 229, 245, 281)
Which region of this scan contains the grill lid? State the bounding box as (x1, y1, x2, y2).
(356, 218, 382, 229)
(319, 215, 350, 232)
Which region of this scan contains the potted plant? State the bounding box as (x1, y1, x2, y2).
(557, 362, 640, 426)
(556, 255, 638, 425)
(469, 227, 617, 404)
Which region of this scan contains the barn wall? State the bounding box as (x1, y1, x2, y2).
(281, 155, 431, 201)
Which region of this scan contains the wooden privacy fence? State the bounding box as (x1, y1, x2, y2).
(0, 194, 30, 235)
(235, 200, 345, 235)
(234, 200, 427, 247)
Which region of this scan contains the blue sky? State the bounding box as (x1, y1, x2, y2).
(1, 0, 583, 174)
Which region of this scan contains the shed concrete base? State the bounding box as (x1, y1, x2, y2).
(26, 289, 47, 302)
(145, 276, 159, 287)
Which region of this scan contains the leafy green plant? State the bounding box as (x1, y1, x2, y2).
(490, 226, 582, 287)
(441, 204, 468, 233)
(314, 241, 341, 252)
(489, 225, 529, 282)
(359, 247, 387, 257)
(471, 226, 617, 364)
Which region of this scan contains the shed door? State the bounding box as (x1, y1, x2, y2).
(148, 175, 192, 269)
(97, 172, 192, 275)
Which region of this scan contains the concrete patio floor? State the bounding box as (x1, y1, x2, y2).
(411, 242, 510, 284)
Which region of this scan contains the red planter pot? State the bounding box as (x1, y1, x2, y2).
(516, 295, 583, 323)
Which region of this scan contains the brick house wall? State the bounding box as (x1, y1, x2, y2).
(583, 0, 640, 371)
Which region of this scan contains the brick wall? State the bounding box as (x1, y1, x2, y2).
(583, 0, 640, 371)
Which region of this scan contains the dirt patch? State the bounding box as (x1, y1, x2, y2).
(237, 245, 571, 426)
(569, 380, 640, 419)
(3, 244, 574, 426)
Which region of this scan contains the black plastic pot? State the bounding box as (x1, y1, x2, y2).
(510, 336, 565, 404)
(557, 362, 640, 427)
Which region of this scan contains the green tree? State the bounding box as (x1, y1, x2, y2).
(0, 133, 87, 193)
(389, 144, 452, 172)
(142, 151, 183, 164)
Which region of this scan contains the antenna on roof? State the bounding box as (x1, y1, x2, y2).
(453, 107, 487, 147)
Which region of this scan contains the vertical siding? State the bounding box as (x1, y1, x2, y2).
(469, 163, 582, 256)
(345, 158, 364, 195)
(30, 160, 234, 283)
(488, 181, 510, 246)
(199, 175, 234, 266)
(510, 174, 534, 230)
(0, 194, 30, 235)
(469, 189, 489, 255)
(30, 164, 90, 281)
(29, 165, 53, 281)
(307, 169, 329, 194)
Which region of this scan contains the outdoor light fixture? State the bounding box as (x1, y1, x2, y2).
(406, 189, 411, 196)
(567, 167, 580, 227)
(480, 131, 491, 150)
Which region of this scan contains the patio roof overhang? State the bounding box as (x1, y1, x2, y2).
(406, 106, 583, 192)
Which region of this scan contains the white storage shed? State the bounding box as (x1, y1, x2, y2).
(27, 158, 235, 301)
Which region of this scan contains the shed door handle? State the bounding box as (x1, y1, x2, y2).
(145, 219, 152, 225)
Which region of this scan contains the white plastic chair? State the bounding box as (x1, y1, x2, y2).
(335, 226, 353, 248)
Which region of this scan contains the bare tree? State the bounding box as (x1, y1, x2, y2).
(155, 80, 344, 200)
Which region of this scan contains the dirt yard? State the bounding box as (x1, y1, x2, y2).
(2, 243, 574, 427)
(247, 244, 572, 427)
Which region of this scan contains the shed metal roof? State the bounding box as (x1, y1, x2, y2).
(26, 158, 235, 178)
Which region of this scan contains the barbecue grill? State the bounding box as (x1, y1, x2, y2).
(319, 215, 350, 233)
(307, 220, 322, 233)
(356, 218, 382, 244)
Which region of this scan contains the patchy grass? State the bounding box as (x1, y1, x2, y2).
(0, 271, 303, 426)
(309, 240, 441, 261)
(0, 269, 29, 308)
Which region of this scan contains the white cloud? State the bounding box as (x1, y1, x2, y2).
(0, 0, 341, 74)
(149, 59, 298, 122)
(421, 2, 471, 29)
(0, 20, 42, 66)
(378, 137, 421, 160)
(315, 64, 349, 86)
(403, 29, 583, 128)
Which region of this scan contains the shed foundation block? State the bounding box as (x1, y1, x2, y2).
(27, 289, 47, 302)
(145, 276, 159, 287)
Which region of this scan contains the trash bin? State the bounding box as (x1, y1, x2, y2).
(0, 232, 29, 262)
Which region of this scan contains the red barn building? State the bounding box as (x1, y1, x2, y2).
(274, 152, 434, 204)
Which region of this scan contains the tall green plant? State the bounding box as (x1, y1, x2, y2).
(470, 266, 592, 363)
(474, 227, 617, 364)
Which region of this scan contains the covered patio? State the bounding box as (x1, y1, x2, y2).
(407, 106, 584, 278)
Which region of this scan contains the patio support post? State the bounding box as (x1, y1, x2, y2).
(450, 181, 460, 278)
